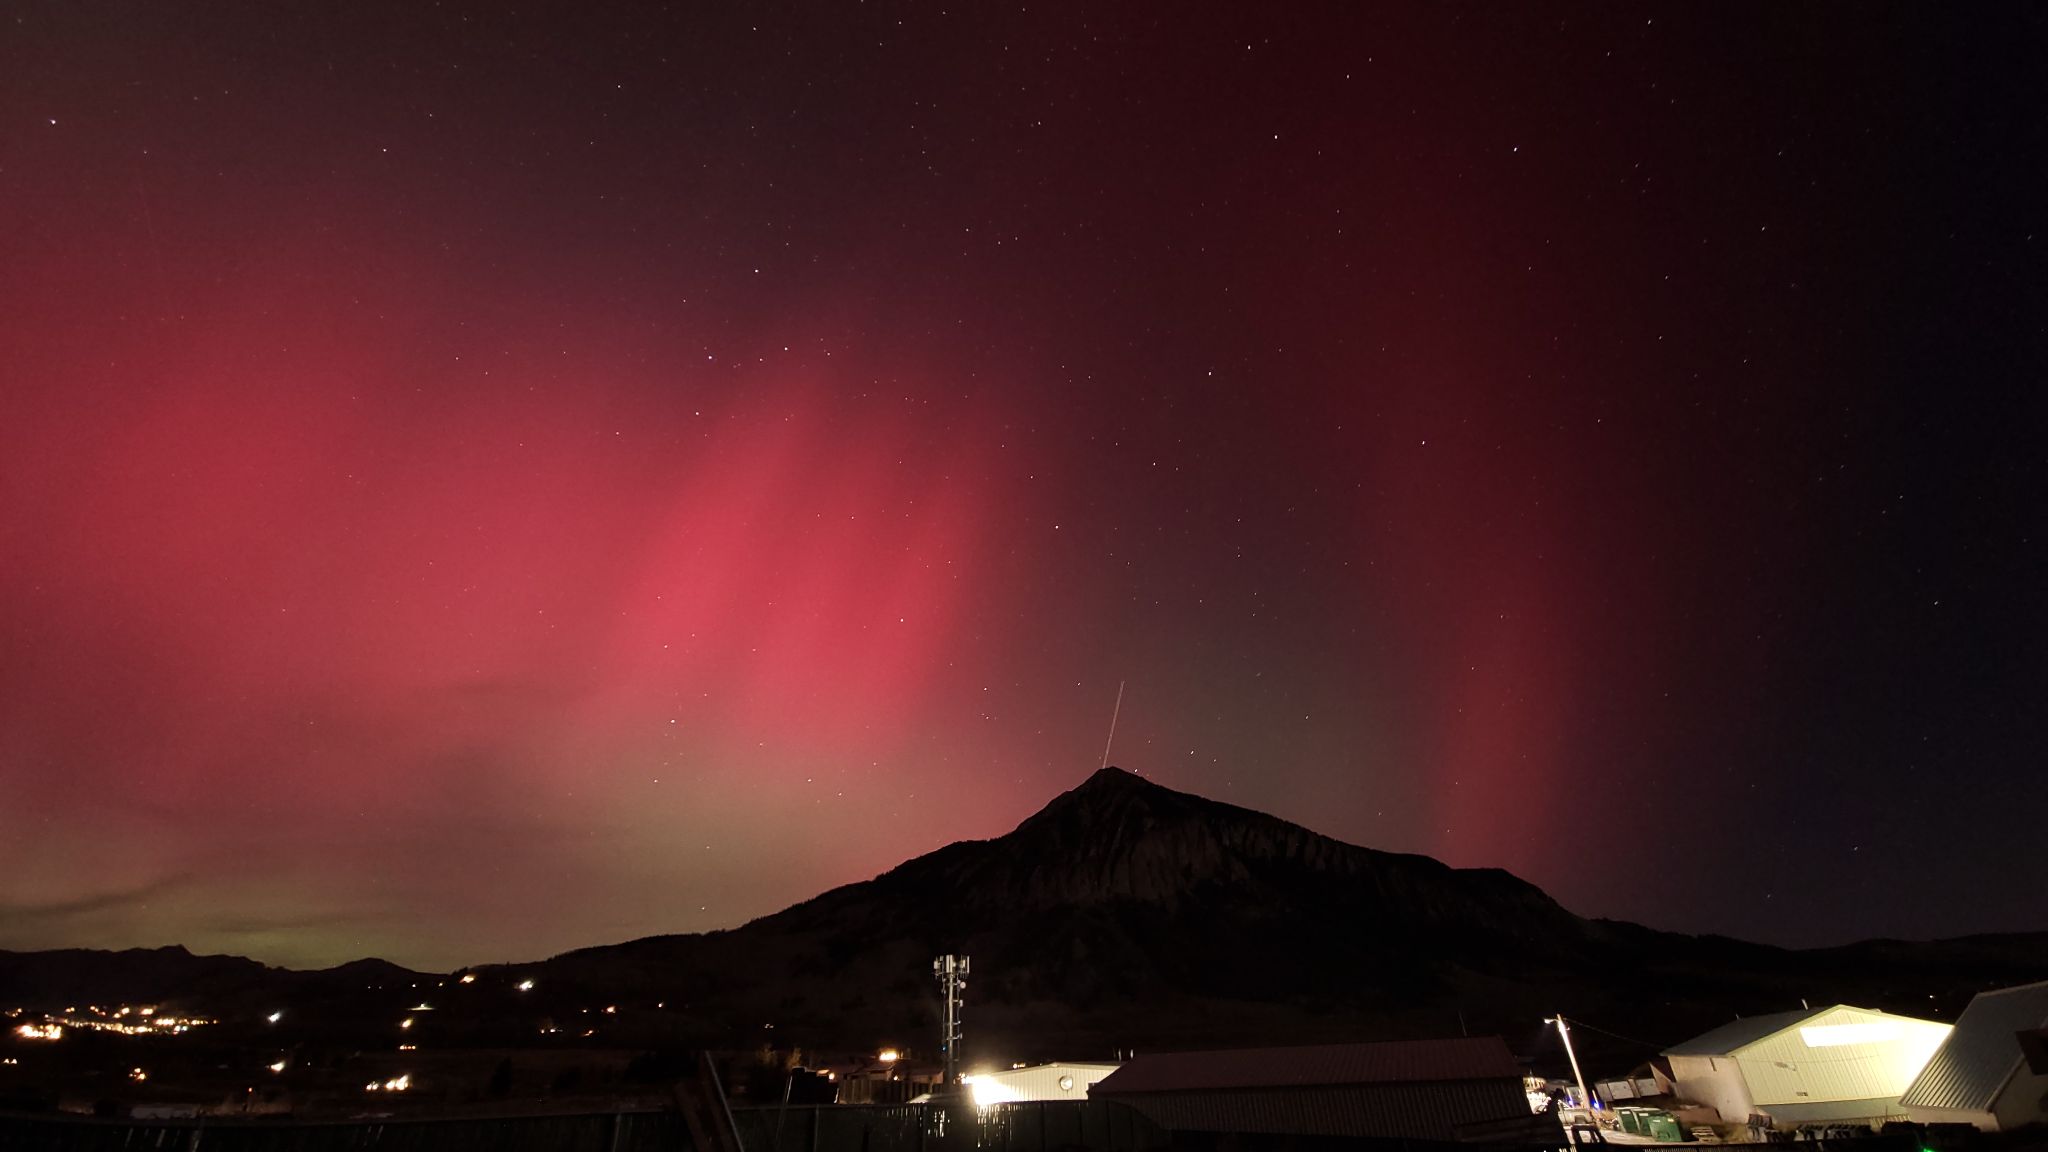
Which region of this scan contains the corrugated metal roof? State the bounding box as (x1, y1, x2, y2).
(1900, 981, 2048, 1113)
(1090, 1037, 1521, 1095)
(1666, 1009, 1820, 1056)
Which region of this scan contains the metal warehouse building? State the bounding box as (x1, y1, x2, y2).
(1088, 1037, 1555, 1145)
(1660, 1005, 1951, 1127)
(1900, 980, 2048, 1132)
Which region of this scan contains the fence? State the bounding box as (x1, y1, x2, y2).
(0, 1108, 688, 1152)
(729, 1100, 1166, 1152)
(0, 1090, 1155, 1147)
(0, 1100, 1159, 1152)
(980, 1100, 1169, 1152)
(731, 1103, 927, 1152)
(14, 1104, 2033, 1152)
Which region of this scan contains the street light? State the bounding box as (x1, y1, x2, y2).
(1545, 1016, 1595, 1117)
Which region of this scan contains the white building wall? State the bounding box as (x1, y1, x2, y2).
(966, 1063, 1119, 1106)
(1991, 1062, 2048, 1132)
(1734, 1008, 1950, 1108)
(1668, 1054, 1756, 1123)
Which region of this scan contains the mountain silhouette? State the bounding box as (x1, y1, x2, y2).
(516, 768, 2046, 1062)
(5, 768, 2044, 1069)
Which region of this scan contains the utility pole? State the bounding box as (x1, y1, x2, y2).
(933, 955, 969, 1086)
(1546, 1015, 1595, 1116)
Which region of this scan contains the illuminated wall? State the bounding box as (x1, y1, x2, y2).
(1670, 1006, 1951, 1125)
(964, 1063, 1119, 1107)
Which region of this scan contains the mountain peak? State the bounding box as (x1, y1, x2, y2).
(965, 765, 1592, 950)
(980, 766, 1364, 913)
(1073, 764, 1153, 795)
(1014, 765, 1197, 838)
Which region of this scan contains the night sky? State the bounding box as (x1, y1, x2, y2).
(3, 4, 2044, 972)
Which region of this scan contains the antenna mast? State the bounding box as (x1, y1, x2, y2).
(933, 954, 969, 1086)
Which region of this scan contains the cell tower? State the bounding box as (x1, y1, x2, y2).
(932, 954, 969, 1086)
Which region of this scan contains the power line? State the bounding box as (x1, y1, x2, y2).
(1559, 1017, 1670, 1050)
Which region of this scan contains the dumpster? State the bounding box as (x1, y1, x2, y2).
(1645, 1113, 1685, 1143)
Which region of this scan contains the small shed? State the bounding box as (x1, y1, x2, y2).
(1900, 980, 2048, 1132)
(1088, 1036, 1553, 1145)
(1661, 1005, 1951, 1127)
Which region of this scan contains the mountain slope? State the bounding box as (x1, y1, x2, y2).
(525, 768, 2047, 1061)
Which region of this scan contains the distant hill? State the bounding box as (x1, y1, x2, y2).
(0, 944, 277, 1004)
(0, 944, 424, 1011)
(5, 768, 2044, 1074)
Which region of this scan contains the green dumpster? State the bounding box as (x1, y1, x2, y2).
(1619, 1108, 1645, 1135)
(1645, 1113, 1684, 1143)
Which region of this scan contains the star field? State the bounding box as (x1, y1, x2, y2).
(1, 3, 2043, 969)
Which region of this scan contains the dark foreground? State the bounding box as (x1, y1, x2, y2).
(4, 1101, 2047, 1152)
